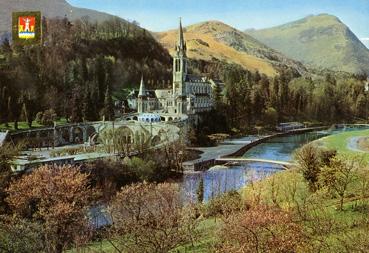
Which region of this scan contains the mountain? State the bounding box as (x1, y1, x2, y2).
(155, 21, 306, 77)
(246, 14, 369, 74)
(0, 0, 126, 41)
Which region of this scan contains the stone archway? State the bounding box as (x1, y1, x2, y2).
(70, 126, 84, 144)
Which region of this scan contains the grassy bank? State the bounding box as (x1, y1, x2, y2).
(316, 129, 369, 159)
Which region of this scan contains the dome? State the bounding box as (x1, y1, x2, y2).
(138, 113, 161, 123)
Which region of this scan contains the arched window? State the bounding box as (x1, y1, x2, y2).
(176, 59, 181, 72)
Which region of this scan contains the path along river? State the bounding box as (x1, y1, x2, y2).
(182, 126, 369, 202)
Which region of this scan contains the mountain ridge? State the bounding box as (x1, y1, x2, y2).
(155, 20, 306, 76)
(246, 14, 369, 74)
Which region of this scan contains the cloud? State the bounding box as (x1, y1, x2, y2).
(360, 38, 369, 41)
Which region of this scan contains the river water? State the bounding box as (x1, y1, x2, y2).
(182, 127, 368, 202)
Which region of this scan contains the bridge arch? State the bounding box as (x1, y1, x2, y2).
(70, 126, 85, 144)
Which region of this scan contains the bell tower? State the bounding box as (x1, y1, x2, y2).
(173, 18, 188, 97)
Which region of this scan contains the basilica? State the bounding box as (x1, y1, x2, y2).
(134, 19, 223, 124)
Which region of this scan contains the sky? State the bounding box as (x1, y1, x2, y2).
(67, 0, 369, 47)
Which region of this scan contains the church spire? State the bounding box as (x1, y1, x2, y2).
(177, 18, 186, 56)
(138, 75, 146, 97)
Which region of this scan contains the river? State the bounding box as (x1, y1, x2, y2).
(182, 127, 368, 202)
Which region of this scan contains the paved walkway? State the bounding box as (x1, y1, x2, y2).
(183, 136, 261, 167)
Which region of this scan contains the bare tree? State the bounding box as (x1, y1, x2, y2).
(216, 205, 306, 253)
(109, 182, 199, 253)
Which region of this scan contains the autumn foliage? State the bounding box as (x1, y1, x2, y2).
(6, 165, 96, 253)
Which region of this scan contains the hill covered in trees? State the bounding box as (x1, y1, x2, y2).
(246, 14, 369, 75)
(0, 16, 172, 129)
(0, 0, 128, 41)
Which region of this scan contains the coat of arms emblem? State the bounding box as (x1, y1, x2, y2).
(18, 16, 36, 39)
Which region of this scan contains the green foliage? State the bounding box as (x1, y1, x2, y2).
(0, 216, 45, 253)
(319, 155, 364, 211)
(35, 109, 57, 126)
(126, 157, 157, 182)
(203, 190, 243, 218)
(295, 144, 336, 191)
(101, 85, 115, 121)
(263, 107, 278, 126)
(0, 16, 172, 125)
(218, 64, 368, 134)
(196, 177, 204, 203)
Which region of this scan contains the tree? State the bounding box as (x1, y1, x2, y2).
(0, 216, 45, 253)
(196, 177, 204, 203)
(82, 87, 97, 121)
(319, 155, 362, 211)
(0, 143, 21, 214)
(296, 144, 321, 191)
(110, 182, 198, 253)
(6, 165, 97, 253)
(70, 87, 83, 123)
(263, 107, 278, 127)
(216, 206, 305, 253)
(101, 84, 114, 121)
(21, 92, 38, 128)
(36, 109, 57, 126)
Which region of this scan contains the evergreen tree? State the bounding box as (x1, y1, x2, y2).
(70, 87, 83, 123)
(82, 87, 96, 121)
(101, 85, 114, 121)
(196, 177, 204, 203)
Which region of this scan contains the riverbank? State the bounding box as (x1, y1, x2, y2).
(316, 129, 369, 161)
(183, 126, 327, 171)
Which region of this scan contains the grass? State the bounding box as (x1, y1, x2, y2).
(316, 129, 369, 160)
(0, 118, 69, 132)
(170, 218, 218, 253)
(242, 169, 369, 252)
(69, 218, 219, 253)
(0, 121, 44, 131)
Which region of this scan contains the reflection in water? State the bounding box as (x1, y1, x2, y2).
(182, 164, 281, 202)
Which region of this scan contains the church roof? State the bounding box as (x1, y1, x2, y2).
(138, 76, 146, 97)
(185, 74, 209, 83)
(128, 90, 157, 99)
